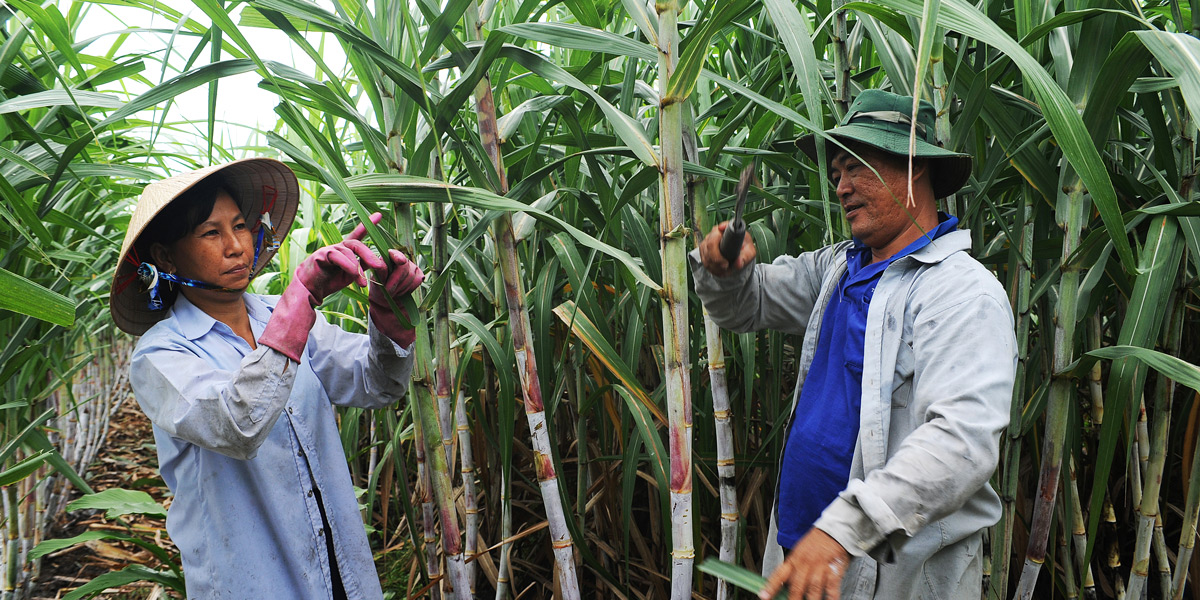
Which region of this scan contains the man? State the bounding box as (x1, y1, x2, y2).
(692, 89, 1016, 599)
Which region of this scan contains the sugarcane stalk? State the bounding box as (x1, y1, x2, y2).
(1102, 497, 1126, 600)
(393, 200, 443, 599)
(462, 1, 580, 593)
(656, 1, 694, 596)
(706, 313, 737, 600)
(414, 385, 471, 598)
(434, 200, 457, 469)
(1014, 176, 1086, 600)
(685, 93, 735, 600)
(455, 390, 479, 594)
(1056, 493, 1079, 600)
(413, 389, 442, 600)
(1171, 395, 1200, 599)
(4, 485, 17, 600)
(1088, 314, 1104, 425)
(495, 217, 582, 597)
(831, 0, 851, 114)
(489, 260, 514, 600)
(990, 189, 1033, 600)
(1066, 456, 1097, 600)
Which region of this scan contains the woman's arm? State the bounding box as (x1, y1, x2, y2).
(131, 340, 298, 460)
(306, 313, 414, 409)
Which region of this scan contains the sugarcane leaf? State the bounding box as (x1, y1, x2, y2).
(1136, 32, 1200, 127)
(0, 175, 53, 246)
(554, 301, 666, 426)
(61, 565, 185, 600)
(29, 530, 132, 560)
(697, 559, 785, 599)
(0, 268, 75, 327)
(496, 45, 659, 168)
(499, 22, 656, 61)
(450, 312, 515, 405)
(246, 0, 437, 106)
(0, 450, 50, 486)
(618, 0, 658, 47)
(0, 146, 48, 179)
(1078, 346, 1200, 392)
(760, 0, 833, 214)
(1018, 8, 1148, 47)
(67, 488, 169, 519)
(0, 90, 124, 114)
(670, 0, 756, 101)
(324, 174, 660, 291)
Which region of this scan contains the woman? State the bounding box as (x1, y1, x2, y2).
(109, 158, 422, 599)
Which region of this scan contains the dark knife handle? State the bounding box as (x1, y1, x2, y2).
(719, 218, 747, 264)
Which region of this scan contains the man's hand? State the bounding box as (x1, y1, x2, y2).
(699, 221, 756, 277)
(760, 528, 850, 600)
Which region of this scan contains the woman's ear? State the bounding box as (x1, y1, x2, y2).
(150, 242, 176, 274)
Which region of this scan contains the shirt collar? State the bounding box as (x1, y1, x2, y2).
(170, 294, 219, 341)
(170, 292, 269, 341)
(847, 212, 957, 272)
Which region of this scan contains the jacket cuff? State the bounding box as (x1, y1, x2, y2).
(814, 483, 909, 564)
(687, 248, 756, 292)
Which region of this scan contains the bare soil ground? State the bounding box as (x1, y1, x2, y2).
(31, 399, 181, 600)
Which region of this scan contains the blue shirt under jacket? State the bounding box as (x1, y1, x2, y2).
(130, 293, 413, 599)
(776, 215, 959, 549)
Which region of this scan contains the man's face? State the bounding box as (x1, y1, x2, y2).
(829, 144, 928, 256)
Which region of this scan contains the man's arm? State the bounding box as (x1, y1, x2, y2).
(691, 223, 845, 335)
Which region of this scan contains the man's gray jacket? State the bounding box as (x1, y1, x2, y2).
(691, 229, 1016, 599)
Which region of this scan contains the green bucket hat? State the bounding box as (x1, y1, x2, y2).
(796, 89, 972, 198)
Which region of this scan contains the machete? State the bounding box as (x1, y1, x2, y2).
(719, 163, 755, 264)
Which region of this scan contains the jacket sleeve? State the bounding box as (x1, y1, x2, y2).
(130, 341, 299, 461)
(306, 312, 414, 410)
(814, 287, 1016, 561)
(688, 244, 845, 336)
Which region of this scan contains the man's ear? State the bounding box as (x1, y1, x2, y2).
(910, 157, 930, 183)
(149, 242, 175, 274)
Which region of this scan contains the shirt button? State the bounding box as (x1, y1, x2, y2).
(307, 489, 313, 497)
(287, 406, 293, 414)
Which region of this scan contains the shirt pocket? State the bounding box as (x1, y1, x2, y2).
(890, 338, 915, 408)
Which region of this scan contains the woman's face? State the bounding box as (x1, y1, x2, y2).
(153, 191, 254, 291)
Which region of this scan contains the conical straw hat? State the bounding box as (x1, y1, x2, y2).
(109, 158, 299, 335)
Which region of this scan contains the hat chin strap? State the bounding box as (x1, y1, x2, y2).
(137, 263, 246, 310)
(135, 220, 275, 311)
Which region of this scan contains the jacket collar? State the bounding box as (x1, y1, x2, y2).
(903, 229, 972, 265)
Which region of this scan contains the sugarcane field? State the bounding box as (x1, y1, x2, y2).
(4, 0, 1200, 598)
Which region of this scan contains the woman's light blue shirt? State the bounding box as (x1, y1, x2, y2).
(130, 293, 412, 599)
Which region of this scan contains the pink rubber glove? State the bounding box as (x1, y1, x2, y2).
(368, 248, 425, 348)
(260, 214, 386, 361)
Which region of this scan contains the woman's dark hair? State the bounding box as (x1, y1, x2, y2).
(139, 177, 241, 252)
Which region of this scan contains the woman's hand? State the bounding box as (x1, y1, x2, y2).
(293, 213, 386, 304)
(260, 213, 388, 362)
(368, 248, 425, 347)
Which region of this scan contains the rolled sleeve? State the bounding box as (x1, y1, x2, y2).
(131, 342, 297, 460)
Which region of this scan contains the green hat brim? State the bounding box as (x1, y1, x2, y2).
(797, 125, 972, 198)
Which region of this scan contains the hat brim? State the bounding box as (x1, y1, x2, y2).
(797, 126, 972, 198)
(109, 158, 300, 336)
